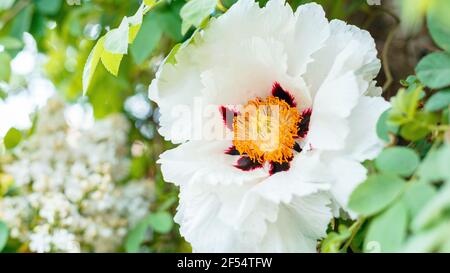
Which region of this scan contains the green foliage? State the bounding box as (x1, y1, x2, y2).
(344, 8, 450, 248)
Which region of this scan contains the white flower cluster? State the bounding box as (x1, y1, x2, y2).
(0, 98, 154, 253)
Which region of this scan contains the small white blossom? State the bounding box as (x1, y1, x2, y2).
(0, 97, 154, 252)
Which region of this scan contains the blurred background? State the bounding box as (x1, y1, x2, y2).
(0, 0, 436, 252)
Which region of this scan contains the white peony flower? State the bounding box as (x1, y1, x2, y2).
(149, 0, 390, 252)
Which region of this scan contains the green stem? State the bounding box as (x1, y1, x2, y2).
(342, 217, 366, 252)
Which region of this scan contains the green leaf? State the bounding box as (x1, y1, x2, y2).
(427, 0, 450, 51)
(416, 52, 450, 89)
(349, 173, 406, 217)
(125, 211, 173, 253)
(100, 50, 123, 76)
(376, 109, 399, 142)
(154, 4, 184, 42)
(104, 17, 129, 54)
(402, 182, 436, 218)
(364, 201, 408, 253)
(412, 182, 450, 231)
(147, 211, 174, 234)
(180, 0, 216, 35)
(82, 37, 105, 95)
(0, 37, 23, 50)
(404, 222, 450, 253)
(0, 221, 8, 252)
(399, 112, 438, 141)
(125, 218, 151, 253)
(417, 144, 450, 183)
(127, 3, 145, 43)
(0, 52, 11, 82)
(158, 196, 177, 211)
(375, 147, 420, 177)
(10, 5, 34, 39)
(35, 0, 63, 15)
(3, 127, 22, 150)
(130, 13, 163, 65)
(425, 88, 450, 112)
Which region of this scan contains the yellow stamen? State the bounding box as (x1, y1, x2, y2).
(233, 96, 302, 164)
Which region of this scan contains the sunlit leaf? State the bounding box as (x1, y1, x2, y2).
(3, 127, 22, 150)
(389, 87, 423, 126)
(100, 50, 124, 76)
(82, 37, 105, 95)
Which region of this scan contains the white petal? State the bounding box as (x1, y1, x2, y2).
(249, 152, 331, 205)
(306, 71, 363, 151)
(258, 194, 332, 252)
(285, 3, 330, 77)
(304, 19, 380, 98)
(343, 96, 391, 161)
(176, 181, 331, 252)
(149, 61, 205, 143)
(199, 37, 290, 105)
(158, 140, 268, 187)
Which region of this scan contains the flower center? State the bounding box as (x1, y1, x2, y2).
(232, 96, 302, 164)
